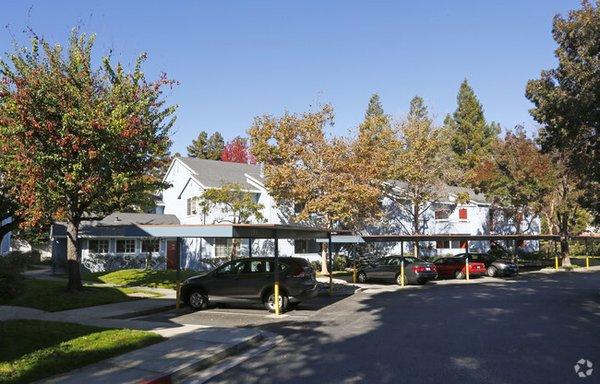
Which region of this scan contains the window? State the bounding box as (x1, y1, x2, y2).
(142, 239, 160, 253)
(459, 240, 468, 249)
(116, 239, 136, 253)
(216, 260, 246, 275)
(89, 239, 109, 253)
(294, 239, 320, 254)
(436, 240, 463, 249)
(436, 240, 449, 249)
(459, 208, 468, 220)
(214, 238, 233, 258)
(249, 260, 269, 273)
(186, 197, 198, 216)
(435, 210, 450, 220)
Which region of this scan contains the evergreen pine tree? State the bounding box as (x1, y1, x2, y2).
(365, 93, 384, 118)
(408, 96, 430, 124)
(447, 79, 499, 171)
(187, 131, 209, 158)
(207, 132, 225, 160)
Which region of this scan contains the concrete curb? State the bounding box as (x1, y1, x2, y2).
(141, 332, 266, 384)
(176, 332, 284, 384)
(109, 304, 176, 319)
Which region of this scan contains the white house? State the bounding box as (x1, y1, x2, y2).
(50, 157, 540, 271)
(0, 217, 11, 255)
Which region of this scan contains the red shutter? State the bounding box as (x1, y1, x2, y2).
(459, 208, 468, 220)
(460, 240, 468, 249)
(436, 240, 444, 248)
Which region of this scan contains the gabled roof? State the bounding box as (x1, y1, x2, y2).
(175, 157, 263, 192)
(389, 181, 489, 205)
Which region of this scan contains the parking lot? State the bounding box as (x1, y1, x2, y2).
(135, 269, 600, 384)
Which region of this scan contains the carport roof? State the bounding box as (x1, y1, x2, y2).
(52, 223, 332, 240)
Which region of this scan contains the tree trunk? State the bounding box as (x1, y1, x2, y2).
(66, 220, 83, 291)
(559, 214, 571, 267)
(412, 202, 420, 257)
(321, 243, 329, 275)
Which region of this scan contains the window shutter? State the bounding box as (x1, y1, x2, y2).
(187, 198, 191, 215)
(459, 208, 468, 220)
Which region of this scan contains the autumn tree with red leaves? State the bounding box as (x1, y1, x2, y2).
(0, 31, 176, 291)
(221, 136, 256, 164)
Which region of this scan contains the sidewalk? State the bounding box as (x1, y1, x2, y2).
(3, 285, 274, 383)
(40, 327, 269, 384)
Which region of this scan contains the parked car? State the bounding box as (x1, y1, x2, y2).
(455, 252, 519, 277)
(181, 257, 318, 313)
(357, 256, 437, 285)
(433, 256, 486, 279)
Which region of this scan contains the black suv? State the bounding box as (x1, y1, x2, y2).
(181, 257, 318, 313)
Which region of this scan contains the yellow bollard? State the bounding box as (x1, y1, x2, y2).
(586, 257, 590, 270)
(274, 282, 280, 316)
(400, 261, 405, 287)
(555, 256, 559, 270)
(353, 265, 357, 284)
(465, 258, 470, 281)
(175, 282, 181, 309)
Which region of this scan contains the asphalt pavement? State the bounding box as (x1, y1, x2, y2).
(146, 271, 600, 384)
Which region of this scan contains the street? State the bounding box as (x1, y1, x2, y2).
(142, 271, 600, 383)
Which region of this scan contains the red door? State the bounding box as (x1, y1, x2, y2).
(166, 240, 178, 270)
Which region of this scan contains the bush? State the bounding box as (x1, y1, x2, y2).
(0, 251, 35, 302)
(333, 254, 348, 271)
(310, 260, 322, 272)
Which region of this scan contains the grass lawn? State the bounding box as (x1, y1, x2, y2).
(0, 319, 163, 384)
(81, 269, 199, 289)
(1, 279, 143, 312)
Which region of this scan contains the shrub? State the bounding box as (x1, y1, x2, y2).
(333, 254, 348, 271)
(0, 251, 35, 302)
(310, 260, 322, 272)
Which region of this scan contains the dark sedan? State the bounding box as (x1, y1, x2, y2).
(180, 257, 318, 313)
(357, 256, 438, 285)
(456, 252, 519, 277)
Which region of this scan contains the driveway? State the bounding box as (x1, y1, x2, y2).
(148, 271, 600, 384)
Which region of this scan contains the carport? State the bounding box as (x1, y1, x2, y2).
(139, 223, 333, 315)
(324, 233, 594, 283)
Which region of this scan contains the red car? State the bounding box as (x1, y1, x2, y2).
(433, 256, 486, 279)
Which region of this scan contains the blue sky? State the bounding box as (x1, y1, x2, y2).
(1, 0, 580, 154)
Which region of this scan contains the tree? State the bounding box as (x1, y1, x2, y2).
(198, 182, 264, 225)
(0, 31, 176, 290)
(206, 132, 225, 160)
(539, 155, 592, 266)
(197, 182, 264, 259)
(249, 104, 392, 272)
(388, 96, 458, 255)
(365, 93, 384, 119)
(221, 136, 256, 164)
(187, 131, 209, 158)
(187, 131, 224, 160)
(469, 128, 556, 235)
(446, 80, 500, 172)
(526, 1, 600, 221)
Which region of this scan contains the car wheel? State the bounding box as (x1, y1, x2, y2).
(264, 290, 289, 313)
(395, 273, 408, 286)
(455, 270, 465, 279)
(487, 266, 498, 277)
(188, 290, 208, 311)
(357, 271, 368, 283)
